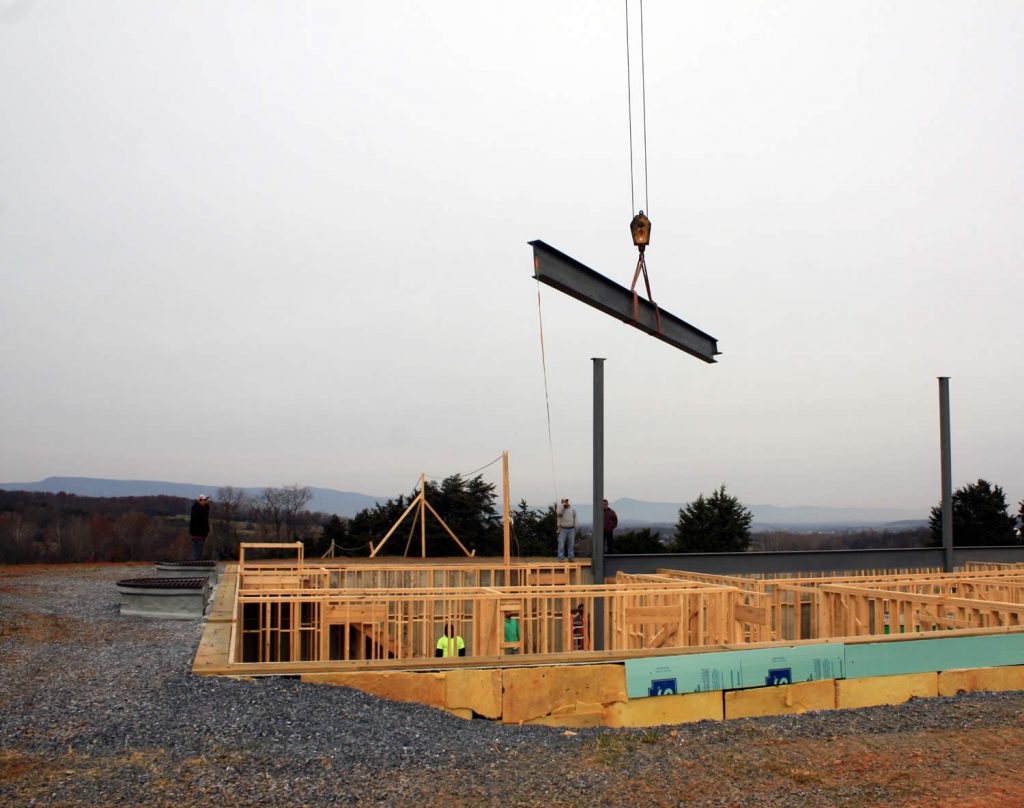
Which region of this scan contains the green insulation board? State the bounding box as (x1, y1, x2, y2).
(625, 634, 1024, 699)
(625, 644, 845, 699)
(845, 633, 1024, 679)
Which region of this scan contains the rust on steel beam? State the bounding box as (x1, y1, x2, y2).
(529, 240, 720, 363)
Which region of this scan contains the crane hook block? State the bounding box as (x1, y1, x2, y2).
(630, 211, 651, 252)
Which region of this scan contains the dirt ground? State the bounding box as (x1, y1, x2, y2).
(3, 723, 1024, 807)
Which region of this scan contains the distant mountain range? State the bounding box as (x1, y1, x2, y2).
(606, 497, 927, 532)
(0, 476, 380, 518)
(0, 477, 927, 530)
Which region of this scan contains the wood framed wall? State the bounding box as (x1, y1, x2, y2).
(216, 547, 1024, 674)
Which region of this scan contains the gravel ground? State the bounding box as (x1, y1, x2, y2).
(3, 564, 1024, 807)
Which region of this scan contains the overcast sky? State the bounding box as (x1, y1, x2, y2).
(1, 1, 1021, 514)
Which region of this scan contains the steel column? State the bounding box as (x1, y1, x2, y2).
(592, 357, 605, 650)
(939, 377, 953, 572)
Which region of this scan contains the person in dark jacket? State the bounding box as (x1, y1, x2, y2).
(603, 499, 618, 554)
(189, 495, 211, 561)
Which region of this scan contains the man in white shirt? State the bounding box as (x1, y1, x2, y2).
(555, 498, 577, 561)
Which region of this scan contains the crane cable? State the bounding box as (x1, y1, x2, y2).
(625, 0, 661, 333)
(625, 0, 649, 216)
(423, 454, 503, 481)
(535, 265, 559, 505)
(532, 2, 652, 513)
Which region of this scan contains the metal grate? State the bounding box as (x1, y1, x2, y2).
(118, 577, 207, 589)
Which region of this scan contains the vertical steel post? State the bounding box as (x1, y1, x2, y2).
(592, 357, 605, 650)
(939, 377, 953, 572)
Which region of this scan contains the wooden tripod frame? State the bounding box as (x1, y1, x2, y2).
(369, 473, 476, 558)
(368, 452, 513, 560)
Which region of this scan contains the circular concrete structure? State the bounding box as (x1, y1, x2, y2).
(117, 576, 210, 619)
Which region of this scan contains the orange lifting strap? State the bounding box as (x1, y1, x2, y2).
(628, 211, 661, 334)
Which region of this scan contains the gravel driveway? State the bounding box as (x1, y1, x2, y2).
(3, 564, 1024, 807)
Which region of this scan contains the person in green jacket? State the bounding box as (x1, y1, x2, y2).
(503, 610, 520, 654)
(435, 624, 466, 658)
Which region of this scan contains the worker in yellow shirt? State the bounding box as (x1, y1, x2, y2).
(435, 624, 466, 658)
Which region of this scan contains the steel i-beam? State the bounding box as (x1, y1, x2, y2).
(529, 240, 720, 363)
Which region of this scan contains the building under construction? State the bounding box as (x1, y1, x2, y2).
(192, 544, 1024, 727)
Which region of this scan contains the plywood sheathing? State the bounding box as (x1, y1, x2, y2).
(501, 664, 628, 724)
(603, 691, 723, 727)
(445, 668, 503, 719)
(525, 702, 608, 728)
(938, 665, 1024, 697)
(302, 671, 447, 709)
(724, 680, 836, 720)
(836, 672, 939, 710)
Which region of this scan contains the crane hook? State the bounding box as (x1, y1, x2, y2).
(629, 210, 651, 253)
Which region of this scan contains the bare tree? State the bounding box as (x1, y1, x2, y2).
(280, 484, 313, 540)
(256, 485, 313, 542)
(212, 486, 252, 558)
(0, 512, 30, 563)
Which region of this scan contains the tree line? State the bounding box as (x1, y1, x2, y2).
(0, 485, 328, 564)
(1, 476, 1020, 564)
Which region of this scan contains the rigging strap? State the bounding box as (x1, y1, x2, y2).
(629, 251, 662, 334)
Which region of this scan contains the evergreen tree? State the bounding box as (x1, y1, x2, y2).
(422, 474, 502, 556)
(349, 494, 410, 554)
(315, 514, 350, 557)
(929, 479, 1018, 546)
(671, 485, 753, 553)
(615, 527, 670, 554)
(510, 499, 557, 557)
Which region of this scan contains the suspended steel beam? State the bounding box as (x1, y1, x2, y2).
(529, 240, 720, 363)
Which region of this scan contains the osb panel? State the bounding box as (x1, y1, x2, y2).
(302, 671, 446, 709)
(604, 691, 723, 728)
(502, 664, 627, 724)
(525, 702, 607, 728)
(446, 669, 503, 719)
(836, 672, 938, 710)
(725, 680, 835, 720)
(939, 665, 1024, 697)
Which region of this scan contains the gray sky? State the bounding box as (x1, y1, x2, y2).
(2, 2, 1022, 514)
